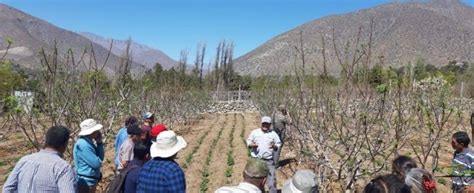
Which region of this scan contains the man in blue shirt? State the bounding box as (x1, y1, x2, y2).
(74, 118, 105, 193)
(114, 116, 138, 169)
(137, 130, 187, 193)
(124, 142, 150, 193)
(3, 126, 76, 193)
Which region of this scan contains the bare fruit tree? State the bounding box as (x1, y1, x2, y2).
(252, 19, 469, 192)
(1, 39, 211, 161)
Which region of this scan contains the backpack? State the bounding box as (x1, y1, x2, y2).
(105, 165, 139, 193)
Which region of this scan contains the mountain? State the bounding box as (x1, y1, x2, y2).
(234, 0, 474, 76)
(0, 3, 146, 75)
(79, 32, 177, 70)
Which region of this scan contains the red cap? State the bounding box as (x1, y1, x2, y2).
(150, 124, 167, 138)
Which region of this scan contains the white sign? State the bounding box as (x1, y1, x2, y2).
(14, 91, 34, 113)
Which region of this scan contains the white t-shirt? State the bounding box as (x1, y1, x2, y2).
(246, 128, 281, 160)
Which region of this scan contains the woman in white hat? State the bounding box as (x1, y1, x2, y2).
(136, 130, 187, 193)
(73, 118, 104, 193)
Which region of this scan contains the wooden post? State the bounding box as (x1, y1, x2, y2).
(471, 112, 474, 142)
(460, 81, 464, 98)
(238, 85, 241, 101)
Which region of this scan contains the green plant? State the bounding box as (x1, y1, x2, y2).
(437, 178, 447, 185)
(225, 167, 233, 178)
(200, 125, 225, 193)
(183, 129, 212, 169)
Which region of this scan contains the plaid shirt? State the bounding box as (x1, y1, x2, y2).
(137, 157, 186, 193)
(2, 149, 76, 193)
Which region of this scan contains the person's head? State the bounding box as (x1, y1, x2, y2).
(150, 124, 167, 141)
(278, 104, 287, 115)
(133, 141, 150, 161)
(363, 174, 411, 193)
(392, 155, 417, 180)
(282, 169, 319, 193)
(127, 124, 143, 142)
(452, 131, 470, 152)
(150, 130, 187, 159)
(243, 158, 269, 191)
(261, 116, 272, 131)
(143, 112, 155, 126)
(125, 116, 139, 128)
(79, 118, 103, 139)
(45, 125, 71, 154)
(140, 123, 151, 141)
(405, 168, 436, 193)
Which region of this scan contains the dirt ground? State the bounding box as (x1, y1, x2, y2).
(0, 111, 465, 192)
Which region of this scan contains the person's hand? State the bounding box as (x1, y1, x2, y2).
(250, 142, 258, 148)
(270, 142, 276, 150)
(95, 132, 103, 144)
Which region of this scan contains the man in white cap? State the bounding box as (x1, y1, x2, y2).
(137, 130, 187, 193)
(215, 158, 269, 193)
(247, 116, 281, 193)
(73, 118, 105, 193)
(282, 170, 319, 193)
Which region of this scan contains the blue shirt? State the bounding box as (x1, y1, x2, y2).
(73, 137, 104, 186)
(137, 157, 186, 193)
(2, 149, 76, 193)
(114, 127, 128, 167)
(124, 159, 146, 193)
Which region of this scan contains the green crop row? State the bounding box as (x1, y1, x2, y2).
(200, 115, 227, 193)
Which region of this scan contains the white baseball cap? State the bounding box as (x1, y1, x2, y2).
(261, 116, 272, 124)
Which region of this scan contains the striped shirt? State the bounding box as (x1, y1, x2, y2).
(452, 148, 474, 187)
(2, 149, 77, 193)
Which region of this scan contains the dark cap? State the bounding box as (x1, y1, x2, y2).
(127, 124, 143, 135)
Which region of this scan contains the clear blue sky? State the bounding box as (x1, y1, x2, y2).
(3, 0, 474, 62)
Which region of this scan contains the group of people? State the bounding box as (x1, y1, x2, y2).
(111, 112, 187, 193)
(363, 131, 474, 193)
(2, 106, 473, 193)
(2, 112, 188, 193)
